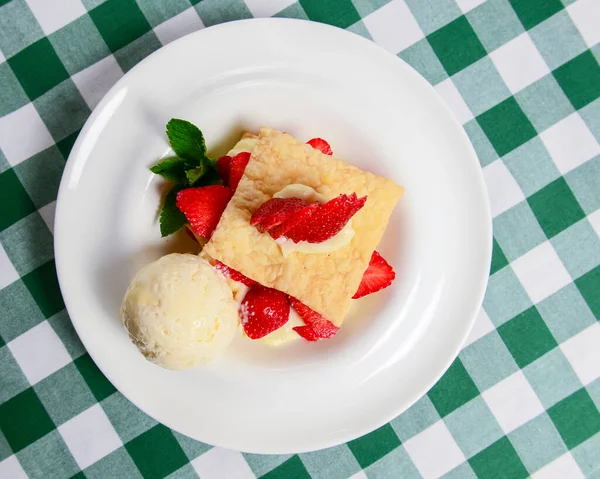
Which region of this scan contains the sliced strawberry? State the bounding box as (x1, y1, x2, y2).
(239, 285, 290, 339)
(285, 193, 367, 243)
(307, 138, 333, 155)
(214, 260, 255, 286)
(229, 152, 251, 192)
(352, 251, 395, 299)
(216, 155, 231, 185)
(293, 325, 319, 341)
(176, 185, 232, 238)
(289, 297, 338, 338)
(250, 197, 315, 234)
(268, 203, 319, 239)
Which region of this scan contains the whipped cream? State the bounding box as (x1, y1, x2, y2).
(259, 307, 303, 345)
(227, 136, 258, 157)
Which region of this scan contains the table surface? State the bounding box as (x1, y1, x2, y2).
(1, 0, 599, 478)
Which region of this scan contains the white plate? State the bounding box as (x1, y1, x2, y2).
(55, 18, 491, 454)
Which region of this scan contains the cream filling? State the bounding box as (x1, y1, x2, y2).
(259, 308, 303, 346)
(273, 184, 355, 257)
(227, 136, 258, 157)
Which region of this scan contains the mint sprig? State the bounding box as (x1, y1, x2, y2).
(150, 119, 222, 237)
(150, 156, 188, 184)
(185, 165, 206, 186)
(159, 186, 188, 237)
(166, 119, 207, 162)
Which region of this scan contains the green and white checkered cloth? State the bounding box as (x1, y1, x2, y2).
(1, 0, 599, 477)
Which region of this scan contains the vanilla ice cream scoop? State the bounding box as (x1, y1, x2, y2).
(120, 253, 239, 370)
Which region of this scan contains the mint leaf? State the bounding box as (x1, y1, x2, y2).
(160, 186, 187, 237)
(150, 156, 188, 184)
(185, 157, 223, 187)
(166, 119, 206, 162)
(198, 167, 221, 186)
(185, 164, 206, 185)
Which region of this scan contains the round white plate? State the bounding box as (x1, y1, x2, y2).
(55, 18, 491, 454)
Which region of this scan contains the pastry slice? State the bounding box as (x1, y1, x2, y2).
(204, 128, 403, 326)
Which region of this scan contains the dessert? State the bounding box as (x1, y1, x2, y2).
(120, 119, 403, 369)
(120, 254, 238, 369)
(204, 128, 403, 326)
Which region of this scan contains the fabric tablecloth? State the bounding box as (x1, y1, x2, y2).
(1, 0, 599, 478)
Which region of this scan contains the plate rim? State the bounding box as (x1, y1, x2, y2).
(55, 17, 492, 453)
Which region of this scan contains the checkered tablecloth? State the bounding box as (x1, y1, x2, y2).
(1, 0, 599, 477)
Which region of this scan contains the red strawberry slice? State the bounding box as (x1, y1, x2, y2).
(289, 297, 338, 339)
(352, 251, 395, 299)
(293, 325, 319, 341)
(307, 138, 333, 155)
(240, 285, 290, 339)
(285, 193, 367, 243)
(214, 260, 255, 286)
(268, 202, 319, 239)
(176, 185, 232, 238)
(250, 197, 315, 234)
(216, 155, 231, 186)
(229, 152, 251, 192)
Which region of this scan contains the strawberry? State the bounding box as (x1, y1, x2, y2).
(175, 185, 232, 238)
(240, 285, 290, 339)
(307, 138, 333, 155)
(352, 251, 395, 299)
(293, 325, 319, 341)
(216, 155, 231, 185)
(214, 260, 255, 286)
(289, 297, 338, 339)
(229, 152, 251, 192)
(285, 193, 367, 243)
(268, 203, 319, 239)
(250, 197, 316, 234)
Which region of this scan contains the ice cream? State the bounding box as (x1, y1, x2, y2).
(120, 253, 239, 369)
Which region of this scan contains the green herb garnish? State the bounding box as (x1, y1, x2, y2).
(150, 119, 220, 237)
(159, 185, 188, 237)
(150, 156, 188, 184)
(166, 119, 207, 162)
